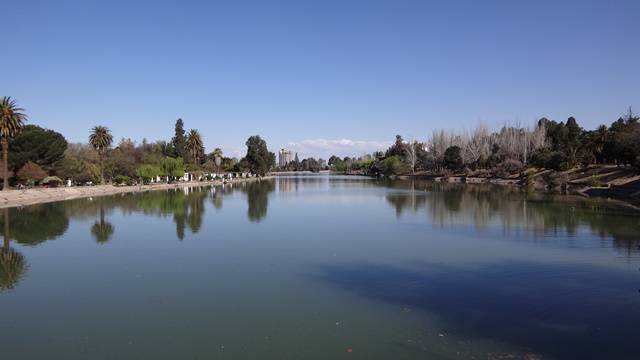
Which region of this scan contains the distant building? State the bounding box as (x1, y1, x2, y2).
(279, 148, 294, 167)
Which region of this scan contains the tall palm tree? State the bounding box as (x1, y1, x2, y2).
(593, 125, 608, 163)
(212, 148, 223, 172)
(88, 126, 113, 184)
(0, 97, 27, 190)
(186, 129, 204, 165)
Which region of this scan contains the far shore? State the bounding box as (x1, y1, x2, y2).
(0, 176, 271, 209)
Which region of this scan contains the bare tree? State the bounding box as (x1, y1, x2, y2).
(424, 120, 547, 171)
(405, 140, 417, 175)
(463, 124, 490, 166)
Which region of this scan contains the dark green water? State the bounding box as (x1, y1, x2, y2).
(1, 175, 639, 359)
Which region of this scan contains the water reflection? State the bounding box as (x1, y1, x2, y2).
(244, 180, 275, 222)
(0, 176, 639, 359)
(91, 199, 114, 244)
(0, 203, 69, 246)
(0, 178, 637, 254)
(314, 260, 640, 360)
(0, 209, 28, 291)
(383, 180, 640, 256)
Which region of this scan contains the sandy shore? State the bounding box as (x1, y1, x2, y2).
(0, 176, 269, 209)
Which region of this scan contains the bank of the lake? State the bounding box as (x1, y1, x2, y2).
(338, 164, 640, 202)
(0, 176, 271, 209)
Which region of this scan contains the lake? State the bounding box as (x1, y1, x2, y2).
(1, 175, 639, 359)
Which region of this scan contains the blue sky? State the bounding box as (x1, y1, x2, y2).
(3, 0, 639, 159)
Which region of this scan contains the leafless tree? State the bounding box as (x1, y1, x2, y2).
(424, 120, 547, 170)
(405, 140, 417, 175)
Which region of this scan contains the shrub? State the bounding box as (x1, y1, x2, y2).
(525, 171, 535, 188)
(136, 164, 160, 184)
(17, 161, 47, 185)
(191, 170, 204, 181)
(113, 175, 130, 186)
(444, 146, 463, 171)
(543, 171, 568, 189)
(587, 175, 603, 187)
(382, 155, 406, 176)
(492, 158, 524, 178)
(530, 149, 567, 171)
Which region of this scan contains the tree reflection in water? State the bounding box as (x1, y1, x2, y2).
(91, 199, 114, 244)
(0, 208, 28, 291)
(133, 187, 207, 240)
(383, 180, 640, 256)
(244, 180, 275, 223)
(0, 203, 69, 246)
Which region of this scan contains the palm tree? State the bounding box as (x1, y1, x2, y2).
(186, 129, 204, 165)
(213, 148, 223, 172)
(593, 125, 608, 163)
(0, 97, 27, 190)
(88, 126, 113, 184)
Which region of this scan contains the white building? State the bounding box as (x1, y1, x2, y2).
(279, 148, 294, 167)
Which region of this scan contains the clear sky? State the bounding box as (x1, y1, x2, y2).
(3, 0, 639, 159)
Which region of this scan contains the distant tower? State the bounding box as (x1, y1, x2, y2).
(279, 149, 294, 167)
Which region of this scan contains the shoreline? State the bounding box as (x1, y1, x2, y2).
(0, 176, 270, 209)
(337, 171, 640, 205)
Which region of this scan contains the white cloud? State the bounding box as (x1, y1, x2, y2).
(285, 138, 391, 159)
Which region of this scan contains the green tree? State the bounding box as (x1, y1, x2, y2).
(186, 129, 204, 165)
(58, 156, 100, 184)
(243, 135, 275, 176)
(444, 146, 463, 171)
(104, 138, 141, 179)
(9, 125, 67, 173)
(88, 125, 113, 184)
(0, 97, 27, 190)
(160, 157, 185, 180)
(136, 164, 161, 183)
(172, 118, 187, 159)
(592, 125, 608, 163)
(155, 140, 174, 157)
(564, 117, 583, 167)
(292, 153, 300, 171)
(209, 148, 223, 173)
(382, 155, 405, 176)
(385, 135, 407, 158)
(212, 147, 223, 158)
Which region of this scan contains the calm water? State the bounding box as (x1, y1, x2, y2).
(1, 175, 639, 359)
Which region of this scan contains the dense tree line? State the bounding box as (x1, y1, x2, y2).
(279, 155, 327, 172)
(327, 108, 640, 177)
(1, 96, 637, 186)
(0, 97, 276, 187)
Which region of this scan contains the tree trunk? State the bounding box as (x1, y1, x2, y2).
(2, 138, 8, 191)
(99, 151, 105, 185)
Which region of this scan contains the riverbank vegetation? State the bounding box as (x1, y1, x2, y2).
(0, 97, 277, 188)
(328, 108, 640, 191)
